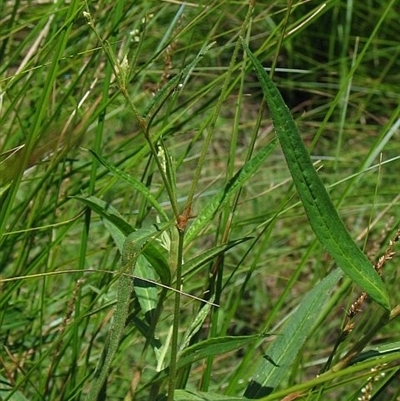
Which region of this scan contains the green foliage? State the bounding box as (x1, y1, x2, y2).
(243, 41, 389, 310)
(1, 1, 399, 401)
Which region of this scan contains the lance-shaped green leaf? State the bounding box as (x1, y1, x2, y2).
(185, 138, 278, 245)
(242, 41, 389, 311)
(244, 268, 342, 398)
(88, 150, 168, 221)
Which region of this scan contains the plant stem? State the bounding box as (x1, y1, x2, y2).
(167, 227, 185, 401)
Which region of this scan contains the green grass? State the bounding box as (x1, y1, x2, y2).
(1, 1, 399, 400)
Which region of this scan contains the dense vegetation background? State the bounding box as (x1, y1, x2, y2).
(0, 1, 399, 400)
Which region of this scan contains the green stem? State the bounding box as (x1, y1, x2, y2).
(167, 228, 185, 401)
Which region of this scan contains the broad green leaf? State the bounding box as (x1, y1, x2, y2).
(185, 138, 278, 244)
(138, 335, 262, 393)
(88, 150, 168, 221)
(244, 268, 343, 398)
(243, 41, 390, 311)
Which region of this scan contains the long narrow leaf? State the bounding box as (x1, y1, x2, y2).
(88, 150, 168, 221)
(139, 335, 262, 394)
(174, 389, 245, 401)
(244, 269, 343, 398)
(185, 138, 278, 244)
(243, 41, 390, 311)
(350, 340, 400, 365)
(177, 335, 261, 370)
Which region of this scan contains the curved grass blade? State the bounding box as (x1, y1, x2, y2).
(185, 138, 278, 245)
(242, 41, 390, 311)
(73, 194, 133, 233)
(244, 268, 342, 398)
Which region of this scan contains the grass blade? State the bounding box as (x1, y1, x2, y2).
(350, 340, 400, 365)
(242, 41, 390, 311)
